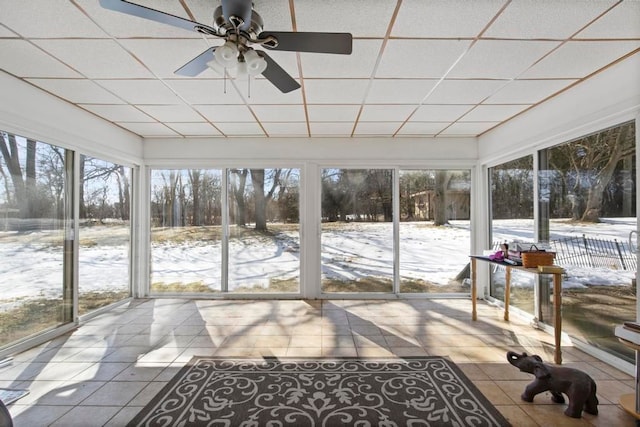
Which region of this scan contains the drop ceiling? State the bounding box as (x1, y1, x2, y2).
(1, 0, 639, 139)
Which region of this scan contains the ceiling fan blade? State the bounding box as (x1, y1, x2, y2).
(221, 0, 253, 32)
(259, 32, 353, 54)
(258, 51, 300, 93)
(175, 48, 215, 77)
(99, 0, 214, 34)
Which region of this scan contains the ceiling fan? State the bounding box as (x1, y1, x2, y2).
(99, 0, 353, 93)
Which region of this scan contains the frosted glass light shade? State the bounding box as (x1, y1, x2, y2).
(215, 41, 238, 68)
(244, 49, 267, 76)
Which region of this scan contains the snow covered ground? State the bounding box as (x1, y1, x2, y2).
(0, 218, 636, 303)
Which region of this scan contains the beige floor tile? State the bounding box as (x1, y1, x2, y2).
(391, 347, 429, 357)
(473, 380, 514, 405)
(286, 347, 323, 358)
(290, 335, 322, 348)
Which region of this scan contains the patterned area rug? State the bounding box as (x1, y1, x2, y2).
(128, 357, 511, 427)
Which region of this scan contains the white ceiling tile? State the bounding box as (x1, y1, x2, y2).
(393, 0, 506, 38)
(377, 40, 473, 78)
(95, 80, 183, 104)
(166, 79, 245, 105)
(251, 105, 306, 122)
(300, 40, 381, 78)
(77, 0, 200, 38)
(577, 1, 640, 38)
(307, 105, 360, 122)
(216, 122, 266, 136)
(26, 79, 124, 104)
(368, 80, 439, 104)
(79, 104, 155, 122)
(116, 122, 179, 137)
(309, 122, 354, 136)
(33, 40, 154, 79)
(0, 40, 81, 78)
(304, 80, 369, 104)
(460, 105, 530, 122)
(359, 105, 416, 121)
(440, 122, 499, 136)
(0, 0, 107, 38)
(250, 0, 293, 32)
(484, 0, 618, 39)
(165, 122, 222, 136)
(449, 40, 560, 79)
(397, 122, 450, 135)
(119, 39, 216, 79)
(194, 105, 256, 122)
(137, 105, 205, 122)
(520, 41, 640, 78)
(411, 105, 474, 122)
(261, 122, 309, 137)
(484, 79, 577, 104)
(293, 0, 397, 37)
(354, 122, 402, 136)
(425, 80, 508, 104)
(0, 25, 18, 37)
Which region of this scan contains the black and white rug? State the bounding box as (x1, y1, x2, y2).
(128, 357, 510, 426)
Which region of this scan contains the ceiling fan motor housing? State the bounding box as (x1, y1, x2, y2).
(212, 5, 264, 41)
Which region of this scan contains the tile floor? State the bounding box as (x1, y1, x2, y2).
(0, 298, 638, 426)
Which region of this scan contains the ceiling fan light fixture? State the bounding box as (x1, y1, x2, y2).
(244, 49, 267, 76)
(235, 59, 247, 78)
(215, 40, 239, 67)
(206, 58, 225, 75)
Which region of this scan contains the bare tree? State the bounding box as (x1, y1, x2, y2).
(433, 170, 451, 226)
(250, 168, 281, 231)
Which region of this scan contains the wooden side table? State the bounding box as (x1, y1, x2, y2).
(615, 327, 640, 423)
(470, 256, 563, 364)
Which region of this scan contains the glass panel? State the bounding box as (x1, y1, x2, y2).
(150, 169, 223, 293)
(0, 131, 70, 347)
(321, 168, 393, 293)
(78, 156, 131, 315)
(227, 168, 300, 293)
(543, 121, 636, 363)
(399, 169, 471, 293)
(489, 156, 535, 309)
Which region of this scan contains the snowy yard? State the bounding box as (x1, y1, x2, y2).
(0, 218, 636, 303)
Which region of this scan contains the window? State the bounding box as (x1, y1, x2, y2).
(0, 131, 72, 347)
(150, 169, 223, 293)
(542, 121, 636, 363)
(149, 167, 301, 294)
(489, 156, 535, 310)
(78, 156, 132, 314)
(321, 168, 394, 293)
(399, 169, 471, 293)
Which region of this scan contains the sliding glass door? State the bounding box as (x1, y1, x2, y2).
(149, 167, 301, 294)
(320, 168, 394, 293)
(0, 131, 72, 346)
(78, 156, 132, 314)
(149, 169, 224, 293)
(399, 169, 471, 294)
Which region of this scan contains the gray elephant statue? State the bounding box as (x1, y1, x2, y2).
(506, 351, 598, 418)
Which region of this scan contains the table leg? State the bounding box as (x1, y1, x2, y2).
(553, 272, 562, 364)
(504, 266, 511, 321)
(471, 258, 477, 321)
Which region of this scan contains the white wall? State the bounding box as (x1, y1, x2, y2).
(143, 136, 478, 166)
(0, 71, 143, 165)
